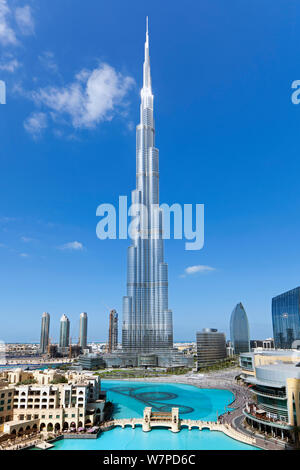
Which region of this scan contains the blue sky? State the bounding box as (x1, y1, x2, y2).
(1, 0, 300, 343)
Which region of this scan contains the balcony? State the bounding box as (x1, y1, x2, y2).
(250, 387, 287, 400)
(243, 405, 293, 430)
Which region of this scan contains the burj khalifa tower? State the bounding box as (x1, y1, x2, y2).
(122, 19, 173, 353)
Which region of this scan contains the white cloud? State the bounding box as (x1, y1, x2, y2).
(30, 63, 135, 129)
(0, 55, 20, 72)
(58, 241, 84, 251)
(0, 216, 20, 225)
(38, 51, 58, 73)
(20, 252, 29, 258)
(21, 236, 35, 243)
(24, 112, 47, 138)
(0, 0, 17, 45)
(181, 265, 216, 277)
(15, 5, 34, 35)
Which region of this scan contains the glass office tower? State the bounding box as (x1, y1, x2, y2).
(40, 312, 50, 354)
(59, 314, 70, 348)
(272, 287, 300, 349)
(122, 20, 173, 352)
(196, 328, 226, 369)
(230, 302, 250, 354)
(79, 312, 88, 349)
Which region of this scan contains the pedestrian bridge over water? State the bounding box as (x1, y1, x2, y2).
(110, 407, 256, 446)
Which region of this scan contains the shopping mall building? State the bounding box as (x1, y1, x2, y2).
(240, 350, 300, 443)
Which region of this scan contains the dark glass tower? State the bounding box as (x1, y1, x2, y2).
(196, 328, 226, 369)
(59, 314, 70, 348)
(122, 20, 173, 353)
(272, 287, 300, 349)
(79, 312, 88, 349)
(40, 312, 50, 354)
(230, 302, 250, 354)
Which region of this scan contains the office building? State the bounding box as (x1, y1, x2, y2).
(272, 287, 300, 349)
(196, 328, 226, 369)
(59, 314, 70, 349)
(78, 354, 105, 370)
(79, 312, 88, 349)
(39, 312, 50, 354)
(230, 302, 250, 354)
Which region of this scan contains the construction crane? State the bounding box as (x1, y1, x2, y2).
(47, 337, 52, 356)
(69, 336, 72, 359)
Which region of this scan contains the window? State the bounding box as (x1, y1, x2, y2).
(0, 407, 4, 412)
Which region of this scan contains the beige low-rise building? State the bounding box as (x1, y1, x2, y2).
(0, 368, 106, 435)
(0, 384, 14, 429)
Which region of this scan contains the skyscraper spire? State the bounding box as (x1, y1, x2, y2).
(122, 19, 173, 353)
(143, 16, 152, 93)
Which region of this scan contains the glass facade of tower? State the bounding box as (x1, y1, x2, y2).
(122, 22, 173, 353)
(272, 287, 300, 349)
(59, 314, 70, 348)
(40, 312, 50, 354)
(230, 302, 250, 355)
(79, 312, 88, 349)
(196, 328, 226, 369)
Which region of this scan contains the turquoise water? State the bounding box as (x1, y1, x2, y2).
(48, 380, 258, 450)
(52, 427, 257, 450)
(0, 364, 62, 371)
(102, 380, 234, 421)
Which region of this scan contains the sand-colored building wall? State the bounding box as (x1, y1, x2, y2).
(0, 387, 14, 432)
(254, 354, 299, 367)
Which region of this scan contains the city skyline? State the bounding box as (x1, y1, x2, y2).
(1, 0, 300, 342)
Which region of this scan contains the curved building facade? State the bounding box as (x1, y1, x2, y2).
(230, 302, 250, 355)
(122, 20, 173, 353)
(196, 328, 226, 369)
